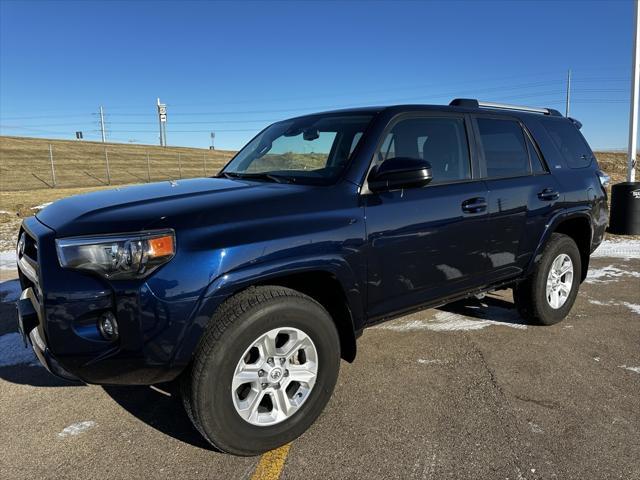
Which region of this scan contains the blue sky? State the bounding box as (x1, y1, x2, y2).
(0, 0, 635, 151)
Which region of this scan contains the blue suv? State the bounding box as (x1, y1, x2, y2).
(16, 99, 609, 455)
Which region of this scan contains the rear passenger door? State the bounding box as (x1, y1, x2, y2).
(473, 115, 562, 279)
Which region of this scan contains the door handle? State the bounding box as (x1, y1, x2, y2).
(538, 188, 560, 201)
(461, 197, 487, 214)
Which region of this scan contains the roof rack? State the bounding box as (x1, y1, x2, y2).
(449, 98, 562, 117)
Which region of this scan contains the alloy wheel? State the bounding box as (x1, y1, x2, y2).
(231, 327, 318, 426)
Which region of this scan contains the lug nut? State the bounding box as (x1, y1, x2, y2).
(267, 358, 274, 366)
(284, 370, 289, 377)
(274, 382, 281, 389)
(258, 369, 265, 377)
(280, 357, 286, 364)
(261, 383, 268, 389)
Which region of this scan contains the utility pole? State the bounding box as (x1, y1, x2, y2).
(627, 0, 639, 182)
(99, 106, 106, 143)
(565, 69, 572, 118)
(157, 98, 168, 147)
(49, 144, 56, 187)
(210, 131, 216, 150)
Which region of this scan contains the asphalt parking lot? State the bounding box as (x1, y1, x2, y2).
(1, 250, 638, 480)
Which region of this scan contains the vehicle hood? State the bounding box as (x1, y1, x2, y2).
(36, 177, 310, 237)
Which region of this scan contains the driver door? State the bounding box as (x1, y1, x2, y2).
(364, 113, 491, 320)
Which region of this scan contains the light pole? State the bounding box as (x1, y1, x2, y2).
(627, 0, 639, 183)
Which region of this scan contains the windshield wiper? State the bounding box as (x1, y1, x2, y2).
(219, 172, 294, 184)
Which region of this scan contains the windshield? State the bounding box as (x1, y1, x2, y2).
(222, 113, 374, 184)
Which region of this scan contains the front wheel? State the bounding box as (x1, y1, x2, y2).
(181, 286, 340, 456)
(514, 233, 582, 325)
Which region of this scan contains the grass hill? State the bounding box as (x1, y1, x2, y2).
(0, 135, 236, 191)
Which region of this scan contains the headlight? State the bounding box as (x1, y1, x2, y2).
(56, 230, 175, 279)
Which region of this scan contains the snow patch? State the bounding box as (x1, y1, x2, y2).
(592, 240, 640, 259)
(32, 202, 52, 211)
(0, 279, 21, 303)
(528, 421, 544, 434)
(622, 302, 640, 315)
(0, 333, 40, 367)
(417, 359, 448, 365)
(585, 265, 640, 284)
(377, 310, 526, 332)
(57, 421, 96, 438)
(0, 250, 16, 271)
(588, 299, 609, 306)
(619, 365, 640, 374)
(588, 299, 640, 315)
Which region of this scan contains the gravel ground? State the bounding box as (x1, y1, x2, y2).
(0, 253, 638, 480)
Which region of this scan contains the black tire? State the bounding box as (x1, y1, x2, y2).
(513, 233, 582, 325)
(181, 285, 340, 456)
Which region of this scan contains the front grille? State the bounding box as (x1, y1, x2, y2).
(23, 231, 38, 262)
(17, 227, 41, 300)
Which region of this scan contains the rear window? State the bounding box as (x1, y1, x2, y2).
(476, 118, 530, 178)
(526, 134, 547, 174)
(542, 119, 592, 168)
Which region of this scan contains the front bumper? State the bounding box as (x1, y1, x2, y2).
(17, 288, 79, 382)
(16, 216, 196, 386)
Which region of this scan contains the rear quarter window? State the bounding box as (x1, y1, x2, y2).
(541, 119, 593, 168)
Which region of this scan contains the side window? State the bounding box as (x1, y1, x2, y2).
(349, 132, 363, 155)
(377, 133, 396, 163)
(542, 119, 592, 168)
(374, 117, 471, 184)
(526, 133, 547, 174)
(477, 118, 530, 178)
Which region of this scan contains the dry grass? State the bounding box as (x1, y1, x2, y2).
(594, 151, 629, 185)
(0, 135, 235, 191)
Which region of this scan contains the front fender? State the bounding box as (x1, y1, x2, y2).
(169, 254, 364, 368)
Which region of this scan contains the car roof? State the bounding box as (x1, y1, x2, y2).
(290, 103, 566, 122)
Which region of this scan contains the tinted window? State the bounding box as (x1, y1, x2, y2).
(477, 118, 530, 178)
(349, 132, 363, 155)
(224, 114, 373, 184)
(542, 119, 592, 168)
(526, 134, 547, 174)
(375, 117, 471, 184)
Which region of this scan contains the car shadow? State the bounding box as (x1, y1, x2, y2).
(102, 384, 216, 451)
(0, 364, 81, 387)
(436, 294, 533, 327)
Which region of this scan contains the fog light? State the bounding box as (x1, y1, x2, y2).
(98, 312, 119, 340)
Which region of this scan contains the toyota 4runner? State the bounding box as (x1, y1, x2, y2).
(16, 98, 609, 455)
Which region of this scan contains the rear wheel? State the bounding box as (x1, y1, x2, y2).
(181, 286, 340, 456)
(514, 233, 582, 325)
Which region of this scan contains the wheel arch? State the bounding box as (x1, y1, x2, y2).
(252, 271, 358, 362)
(172, 258, 364, 368)
(529, 210, 593, 282)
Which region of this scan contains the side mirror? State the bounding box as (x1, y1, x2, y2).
(368, 157, 432, 193)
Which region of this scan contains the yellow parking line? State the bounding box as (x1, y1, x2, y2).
(250, 443, 291, 480)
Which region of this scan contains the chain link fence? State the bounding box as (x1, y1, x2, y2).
(0, 136, 235, 191)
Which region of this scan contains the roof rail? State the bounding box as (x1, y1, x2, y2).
(449, 98, 563, 117)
